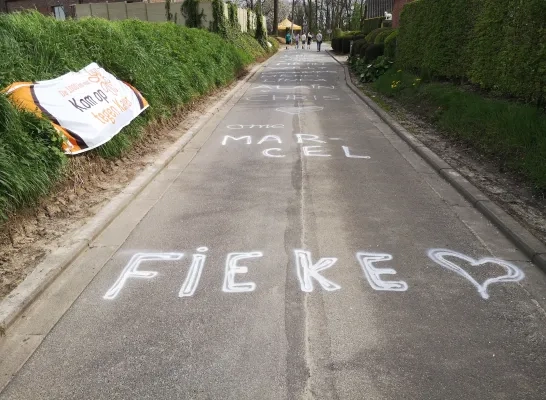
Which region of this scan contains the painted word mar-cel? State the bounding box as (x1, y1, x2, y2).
(103, 249, 524, 301)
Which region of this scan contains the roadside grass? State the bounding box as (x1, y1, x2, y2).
(373, 68, 546, 193)
(0, 12, 272, 222)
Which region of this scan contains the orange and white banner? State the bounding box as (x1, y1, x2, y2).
(4, 63, 149, 155)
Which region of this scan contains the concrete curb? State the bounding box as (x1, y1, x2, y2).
(327, 51, 546, 272)
(0, 61, 265, 332)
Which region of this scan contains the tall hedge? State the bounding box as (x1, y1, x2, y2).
(397, 0, 477, 79)
(361, 17, 383, 35)
(469, 0, 546, 105)
(397, 0, 546, 105)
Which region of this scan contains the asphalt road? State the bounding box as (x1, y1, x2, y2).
(2, 45, 546, 400)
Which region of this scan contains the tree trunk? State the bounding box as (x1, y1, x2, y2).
(273, 0, 278, 35)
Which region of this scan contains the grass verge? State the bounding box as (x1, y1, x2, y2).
(371, 68, 546, 193)
(0, 12, 274, 222)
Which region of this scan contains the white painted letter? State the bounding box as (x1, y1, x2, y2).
(104, 253, 183, 300)
(356, 252, 408, 291)
(342, 146, 370, 159)
(263, 148, 285, 158)
(223, 252, 263, 293)
(296, 134, 326, 144)
(179, 247, 208, 297)
(258, 135, 283, 144)
(303, 146, 331, 157)
(295, 250, 341, 292)
(222, 136, 251, 145)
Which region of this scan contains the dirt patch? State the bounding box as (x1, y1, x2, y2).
(0, 76, 245, 301)
(349, 71, 546, 246)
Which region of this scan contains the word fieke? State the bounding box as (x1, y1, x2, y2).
(104, 249, 524, 301)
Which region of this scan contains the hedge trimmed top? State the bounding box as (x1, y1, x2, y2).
(397, 0, 546, 106)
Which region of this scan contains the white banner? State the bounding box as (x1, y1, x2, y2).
(5, 63, 149, 155)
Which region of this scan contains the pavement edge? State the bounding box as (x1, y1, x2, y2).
(0, 61, 266, 333)
(327, 50, 546, 272)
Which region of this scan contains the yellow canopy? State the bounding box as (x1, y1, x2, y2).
(278, 18, 302, 32)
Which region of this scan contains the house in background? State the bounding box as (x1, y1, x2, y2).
(392, 0, 414, 27)
(365, 0, 393, 19)
(0, 0, 138, 19)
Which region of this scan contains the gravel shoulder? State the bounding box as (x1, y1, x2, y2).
(349, 70, 546, 246)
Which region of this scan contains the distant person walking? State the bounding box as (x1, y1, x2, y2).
(307, 33, 312, 49)
(295, 33, 300, 49)
(301, 33, 307, 49)
(285, 31, 292, 50)
(316, 31, 323, 51)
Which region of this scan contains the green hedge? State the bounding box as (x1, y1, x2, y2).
(0, 12, 271, 221)
(374, 29, 394, 44)
(397, 0, 546, 105)
(384, 30, 398, 60)
(365, 28, 392, 45)
(361, 17, 384, 35)
(351, 39, 367, 57)
(374, 69, 546, 191)
(365, 44, 384, 63)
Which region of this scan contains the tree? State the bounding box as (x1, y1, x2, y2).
(273, 0, 279, 35)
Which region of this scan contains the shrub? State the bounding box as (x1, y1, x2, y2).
(365, 43, 384, 63)
(374, 29, 394, 44)
(373, 68, 546, 191)
(397, 0, 477, 80)
(0, 12, 270, 221)
(361, 17, 384, 35)
(181, 0, 205, 28)
(341, 36, 353, 54)
(356, 56, 394, 83)
(365, 28, 391, 45)
(397, 0, 546, 105)
(384, 29, 398, 60)
(359, 42, 370, 58)
(333, 28, 343, 38)
(351, 39, 367, 57)
(469, 0, 546, 105)
(331, 37, 342, 52)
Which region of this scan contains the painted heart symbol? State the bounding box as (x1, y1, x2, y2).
(276, 106, 324, 115)
(427, 249, 525, 299)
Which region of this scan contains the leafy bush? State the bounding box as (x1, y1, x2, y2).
(365, 28, 392, 45)
(181, 0, 205, 28)
(384, 30, 398, 60)
(397, 0, 477, 80)
(397, 0, 546, 105)
(0, 12, 271, 221)
(469, 0, 546, 105)
(361, 17, 384, 35)
(333, 28, 343, 38)
(331, 37, 342, 52)
(365, 43, 384, 63)
(351, 39, 367, 57)
(356, 56, 394, 83)
(359, 42, 370, 58)
(341, 37, 353, 54)
(374, 29, 394, 44)
(373, 68, 546, 191)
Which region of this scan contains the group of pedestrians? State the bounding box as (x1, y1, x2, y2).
(285, 31, 323, 52)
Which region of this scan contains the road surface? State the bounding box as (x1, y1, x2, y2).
(2, 45, 546, 400)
